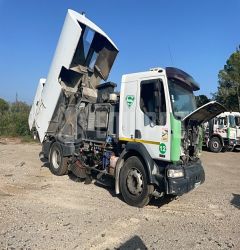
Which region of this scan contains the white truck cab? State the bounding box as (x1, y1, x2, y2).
(119, 68, 225, 161)
(29, 10, 226, 207)
(235, 113, 240, 147)
(204, 112, 240, 152)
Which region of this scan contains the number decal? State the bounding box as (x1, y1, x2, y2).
(159, 143, 167, 154)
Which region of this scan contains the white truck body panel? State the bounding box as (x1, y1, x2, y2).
(32, 10, 118, 142)
(28, 78, 46, 131)
(119, 69, 172, 161)
(135, 74, 171, 161)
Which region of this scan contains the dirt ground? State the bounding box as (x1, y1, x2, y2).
(0, 142, 239, 250)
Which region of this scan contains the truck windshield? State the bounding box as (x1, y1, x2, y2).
(168, 78, 196, 120)
(229, 115, 236, 127)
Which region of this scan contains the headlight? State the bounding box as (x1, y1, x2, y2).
(167, 169, 184, 178)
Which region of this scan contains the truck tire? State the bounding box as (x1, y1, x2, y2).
(49, 142, 68, 176)
(209, 137, 222, 153)
(227, 145, 234, 152)
(120, 156, 153, 207)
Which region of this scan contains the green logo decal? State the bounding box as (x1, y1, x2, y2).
(159, 143, 167, 154)
(126, 95, 135, 107)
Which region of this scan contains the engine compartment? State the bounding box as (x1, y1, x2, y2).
(181, 120, 202, 164)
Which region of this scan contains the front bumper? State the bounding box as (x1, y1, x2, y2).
(167, 161, 205, 196)
(223, 138, 236, 147)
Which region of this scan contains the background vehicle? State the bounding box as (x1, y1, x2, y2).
(233, 112, 240, 149)
(29, 10, 225, 207)
(204, 112, 239, 152)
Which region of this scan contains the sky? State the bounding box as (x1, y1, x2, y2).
(0, 0, 239, 104)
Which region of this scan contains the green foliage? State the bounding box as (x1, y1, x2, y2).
(195, 95, 210, 108)
(0, 99, 31, 137)
(0, 98, 9, 115)
(214, 46, 240, 111)
(11, 101, 31, 113)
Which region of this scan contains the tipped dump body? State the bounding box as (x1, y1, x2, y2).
(28, 78, 46, 131)
(29, 10, 118, 142)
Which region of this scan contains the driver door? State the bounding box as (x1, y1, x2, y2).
(135, 77, 170, 160)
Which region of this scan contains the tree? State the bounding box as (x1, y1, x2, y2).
(11, 101, 30, 113)
(0, 98, 9, 115)
(0, 98, 31, 137)
(214, 46, 240, 111)
(195, 95, 210, 108)
(10, 101, 31, 136)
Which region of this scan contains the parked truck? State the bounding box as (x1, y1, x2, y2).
(204, 112, 240, 152)
(29, 10, 226, 207)
(233, 112, 240, 148)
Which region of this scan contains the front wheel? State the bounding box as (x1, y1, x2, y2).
(49, 142, 68, 176)
(227, 146, 234, 152)
(209, 137, 222, 153)
(120, 156, 153, 207)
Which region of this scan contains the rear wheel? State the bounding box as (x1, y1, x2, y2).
(49, 142, 68, 176)
(120, 156, 153, 207)
(209, 137, 222, 153)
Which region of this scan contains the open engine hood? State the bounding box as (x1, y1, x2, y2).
(183, 101, 226, 125)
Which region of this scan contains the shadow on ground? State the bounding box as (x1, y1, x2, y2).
(67, 173, 176, 208)
(39, 153, 49, 168)
(149, 195, 177, 208)
(117, 235, 147, 250)
(230, 193, 240, 209)
(39, 155, 176, 208)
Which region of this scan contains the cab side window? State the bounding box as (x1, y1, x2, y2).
(140, 79, 166, 125)
(218, 117, 227, 127)
(235, 116, 240, 126)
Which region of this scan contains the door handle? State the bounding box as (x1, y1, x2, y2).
(135, 130, 142, 139)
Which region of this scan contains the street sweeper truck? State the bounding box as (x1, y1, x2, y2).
(29, 9, 226, 207)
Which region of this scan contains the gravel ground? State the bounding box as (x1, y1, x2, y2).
(0, 142, 239, 250)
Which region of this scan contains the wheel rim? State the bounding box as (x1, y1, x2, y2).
(212, 141, 219, 149)
(52, 148, 61, 169)
(126, 168, 143, 195)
